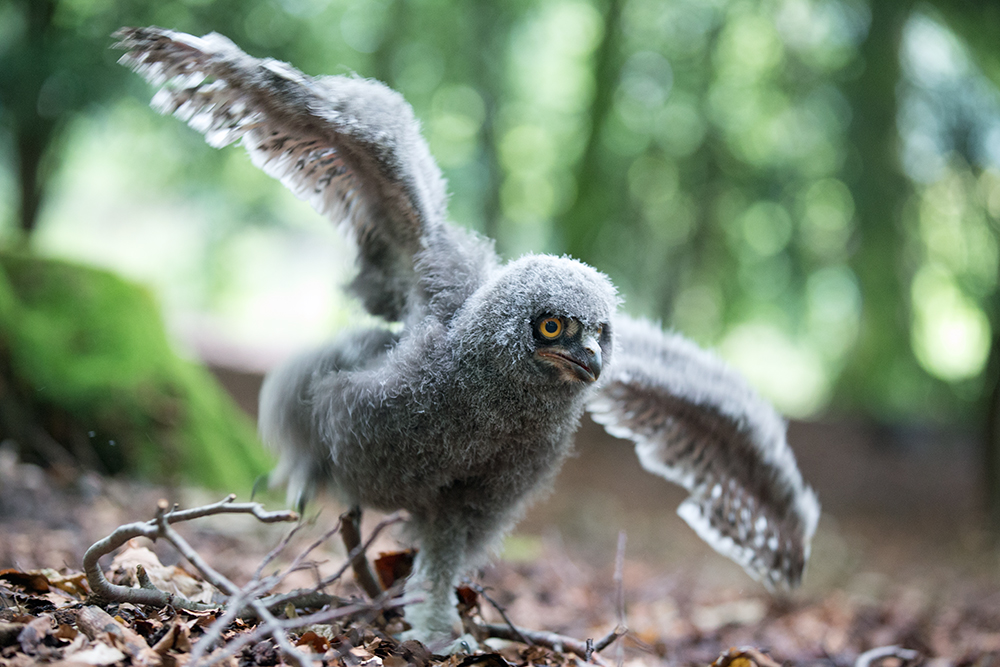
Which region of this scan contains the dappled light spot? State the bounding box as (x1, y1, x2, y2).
(739, 201, 793, 257)
(720, 323, 829, 419)
(911, 266, 991, 382)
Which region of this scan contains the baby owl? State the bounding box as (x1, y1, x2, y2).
(115, 27, 820, 648)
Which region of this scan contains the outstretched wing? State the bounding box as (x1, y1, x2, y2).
(588, 315, 819, 590)
(114, 26, 493, 322)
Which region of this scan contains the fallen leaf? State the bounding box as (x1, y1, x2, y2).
(76, 606, 161, 667)
(296, 630, 331, 653)
(374, 550, 416, 589)
(710, 647, 782, 667)
(0, 621, 26, 648)
(151, 620, 192, 654)
(0, 569, 50, 593)
(17, 615, 54, 656)
(64, 642, 128, 666)
(54, 624, 78, 641)
(458, 654, 511, 667)
(109, 543, 215, 604)
(40, 569, 89, 597)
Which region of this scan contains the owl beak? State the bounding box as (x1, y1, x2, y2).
(581, 334, 603, 381)
(538, 335, 602, 383)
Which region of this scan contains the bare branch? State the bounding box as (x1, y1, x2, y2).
(479, 623, 611, 664)
(193, 594, 415, 667)
(470, 583, 532, 646)
(854, 646, 921, 667)
(83, 497, 296, 608)
(315, 512, 404, 590)
(340, 506, 384, 599)
(612, 530, 627, 667)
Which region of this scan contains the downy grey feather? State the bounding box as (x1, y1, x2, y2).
(116, 26, 820, 649)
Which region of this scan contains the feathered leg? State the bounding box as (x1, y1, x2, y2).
(401, 516, 467, 647)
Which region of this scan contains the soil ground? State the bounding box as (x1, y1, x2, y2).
(0, 368, 997, 666)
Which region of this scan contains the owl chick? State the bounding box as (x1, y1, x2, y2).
(115, 27, 820, 648)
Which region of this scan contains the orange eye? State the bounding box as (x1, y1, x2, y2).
(538, 317, 563, 339)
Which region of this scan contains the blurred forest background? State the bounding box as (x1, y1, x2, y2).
(3, 0, 1000, 510)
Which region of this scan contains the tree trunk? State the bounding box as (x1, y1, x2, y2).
(556, 0, 624, 264)
(16, 128, 50, 237)
(836, 0, 915, 411)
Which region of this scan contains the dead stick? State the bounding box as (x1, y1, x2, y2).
(612, 530, 627, 667)
(480, 623, 615, 664)
(472, 583, 532, 646)
(340, 506, 383, 599)
(151, 501, 313, 667)
(83, 495, 296, 611)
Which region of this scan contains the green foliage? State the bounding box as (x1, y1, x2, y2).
(4, 0, 1000, 428)
(0, 251, 271, 489)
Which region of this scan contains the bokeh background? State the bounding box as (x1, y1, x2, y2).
(3, 0, 1000, 539)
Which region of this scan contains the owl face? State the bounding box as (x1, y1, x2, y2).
(531, 313, 609, 383)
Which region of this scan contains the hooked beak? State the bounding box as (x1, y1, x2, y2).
(536, 334, 603, 383)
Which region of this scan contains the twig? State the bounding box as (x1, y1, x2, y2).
(76, 606, 159, 666)
(340, 506, 384, 599)
(592, 625, 628, 654)
(193, 594, 415, 667)
(244, 512, 403, 615)
(471, 583, 532, 646)
(612, 530, 627, 667)
(189, 521, 347, 664)
(252, 521, 307, 583)
(315, 512, 404, 590)
(480, 623, 613, 665)
(83, 495, 297, 611)
(854, 646, 921, 667)
(150, 500, 314, 667)
(84, 497, 409, 667)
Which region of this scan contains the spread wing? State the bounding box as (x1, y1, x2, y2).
(588, 315, 819, 590)
(114, 26, 495, 323)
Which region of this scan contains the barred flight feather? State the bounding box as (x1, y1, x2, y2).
(113, 26, 449, 321)
(589, 315, 819, 590)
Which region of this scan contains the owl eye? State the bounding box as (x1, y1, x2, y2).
(538, 317, 563, 340)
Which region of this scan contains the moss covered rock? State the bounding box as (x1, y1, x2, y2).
(0, 251, 272, 490)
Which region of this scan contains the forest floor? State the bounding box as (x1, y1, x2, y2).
(1, 413, 998, 667)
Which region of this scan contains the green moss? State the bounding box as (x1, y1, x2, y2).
(0, 251, 272, 490)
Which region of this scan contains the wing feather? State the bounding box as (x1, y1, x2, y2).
(589, 315, 819, 590)
(114, 26, 456, 321)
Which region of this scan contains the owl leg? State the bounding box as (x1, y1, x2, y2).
(400, 518, 466, 647)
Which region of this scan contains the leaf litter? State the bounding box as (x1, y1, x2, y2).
(2, 449, 1000, 666)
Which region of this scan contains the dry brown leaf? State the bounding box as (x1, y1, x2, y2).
(17, 615, 54, 656)
(296, 630, 331, 653)
(63, 642, 129, 666)
(0, 621, 26, 648)
(0, 569, 50, 593)
(383, 654, 410, 667)
(108, 542, 215, 604)
(374, 550, 416, 589)
(40, 569, 89, 598)
(151, 620, 193, 655)
(76, 606, 161, 667)
(54, 623, 78, 641)
(709, 647, 782, 667)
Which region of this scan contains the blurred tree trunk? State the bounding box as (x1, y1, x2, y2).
(932, 0, 1000, 534)
(369, 0, 404, 85)
(7, 0, 58, 239)
(468, 0, 508, 242)
(557, 0, 623, 264)
(835, 0, 915, 412)
(982, 322, 1000, 531)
